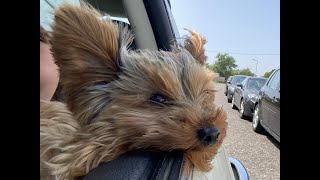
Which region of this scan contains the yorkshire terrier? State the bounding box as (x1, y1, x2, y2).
(40, 3, 227, 180)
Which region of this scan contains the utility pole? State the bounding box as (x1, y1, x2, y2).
(252, 59, 258, 76)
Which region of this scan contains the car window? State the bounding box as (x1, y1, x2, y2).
(241, 78, 248, 88)
(267, 70, 280, 90)
(231, 76, 246, 85)
(247, 79, 267, 91)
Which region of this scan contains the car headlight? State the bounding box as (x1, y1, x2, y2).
(229, 87, 235, 92)
(248, 94, 258, 102)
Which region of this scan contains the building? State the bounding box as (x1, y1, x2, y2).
(213, 73, 225, 83)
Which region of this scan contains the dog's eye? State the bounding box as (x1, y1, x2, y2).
(150, 94, 167, 104)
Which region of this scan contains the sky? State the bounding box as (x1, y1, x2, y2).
(170, 0, 280, 77)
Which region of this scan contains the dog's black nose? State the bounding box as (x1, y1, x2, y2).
(197, 127, 220, 146)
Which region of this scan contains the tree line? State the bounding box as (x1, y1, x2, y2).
(205, 53, 275, 79)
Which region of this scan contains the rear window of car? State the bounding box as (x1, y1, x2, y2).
(247, 78, 267, 90)
(231, 76, 246, 85)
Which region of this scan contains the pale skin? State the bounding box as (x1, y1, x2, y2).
(40, 41, 59, 101)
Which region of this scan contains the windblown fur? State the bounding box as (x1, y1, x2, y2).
(40, 3, 227, 180)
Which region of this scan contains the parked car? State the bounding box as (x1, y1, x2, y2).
(41, 0, 249, 179)
(231, 77, 267, 119)
(252, 69, 280, 142)
(224, 76, 234, 96)
(226, 75, 249, 103)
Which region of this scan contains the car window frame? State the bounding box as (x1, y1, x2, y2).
(276, 72, 280, 92)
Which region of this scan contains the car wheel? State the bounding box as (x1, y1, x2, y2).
(252, 104, 263, 133)
(231, 96, 236, 109)
(225, 88, 228, 96)
(239, 99, 247, 119)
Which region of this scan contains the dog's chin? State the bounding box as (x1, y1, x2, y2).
(188, 145, 210, 152)
(185, 139, 220, 152)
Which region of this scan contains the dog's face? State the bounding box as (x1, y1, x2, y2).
(101, 49, 227, 152)
(51, 4, 227, 171)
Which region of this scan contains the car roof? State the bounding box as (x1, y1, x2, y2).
(246, 77, 267, 80)
(233, 75, 249, 77)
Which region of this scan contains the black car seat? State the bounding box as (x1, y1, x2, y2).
(83, 151, 184, 180)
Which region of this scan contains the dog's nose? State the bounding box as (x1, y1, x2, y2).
(197, 127, 220, 146)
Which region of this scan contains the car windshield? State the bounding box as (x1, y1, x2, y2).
(247, 79, 267, 91)
(231, 76, 246, 85)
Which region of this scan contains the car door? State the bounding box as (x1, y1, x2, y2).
(271, 78, 280, 139)
(233, 81, 240, 107)
(260, 69, 280, 134)
(236, 78, 247, 108)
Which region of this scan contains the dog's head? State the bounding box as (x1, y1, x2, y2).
(51, 3, 227, 171)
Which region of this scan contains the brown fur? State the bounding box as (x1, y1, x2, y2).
(40, 3, 227, 180)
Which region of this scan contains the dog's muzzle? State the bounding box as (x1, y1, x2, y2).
(197, 126, 220, 146)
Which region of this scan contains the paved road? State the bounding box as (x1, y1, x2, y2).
(215, 84, 280, 180)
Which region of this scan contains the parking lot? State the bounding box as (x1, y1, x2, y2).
(215, 83, 280, 180)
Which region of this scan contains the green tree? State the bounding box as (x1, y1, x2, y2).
(263, 69, 275, 78)
(205, 62, 210, 69)
(212, 53, 237, 79)
(237, 68, 255, 76)
(205, 62, 215, 71)
(230, 69, 239, 76)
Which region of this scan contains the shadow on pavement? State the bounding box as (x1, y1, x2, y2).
(266, 134, 280, 150)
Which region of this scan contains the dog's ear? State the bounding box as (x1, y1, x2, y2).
(51, 4, 120, 88)
(183, 29, 208, 65)
(50, 4, 133, 125)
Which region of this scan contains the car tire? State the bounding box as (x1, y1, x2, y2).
(252, 104, 263, 133)
(231, 96, 236, 109)
(239, 99, 247, 119)
(225, 88, 228, 96)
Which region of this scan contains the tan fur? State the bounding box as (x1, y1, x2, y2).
(41, 3, 227, 180)
(50, 3, 122, 126)
(183, 29, 208, 65)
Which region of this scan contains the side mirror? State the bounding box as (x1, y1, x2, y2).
(227, 81, 231, 84)
(236, 83, 243, 89)
(229, 157, 250, 180)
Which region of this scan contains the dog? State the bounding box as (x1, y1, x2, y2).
(40, 3, 227, 180)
